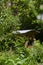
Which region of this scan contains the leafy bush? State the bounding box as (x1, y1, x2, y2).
(0, 43, 43, 65)
(0, 0, 43, 65)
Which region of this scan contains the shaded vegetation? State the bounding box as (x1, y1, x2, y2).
(0, 0, 43, 65)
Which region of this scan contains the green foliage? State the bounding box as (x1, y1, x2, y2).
(0, 33, 25, 51)
(0, 44, 43, 65)
(11, 0, 42, 30)
(0, 0, 20, 36)
(0, 0, 43, 65)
